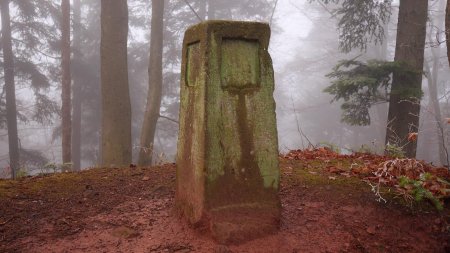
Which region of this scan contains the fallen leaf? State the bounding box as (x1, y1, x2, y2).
(328, 176, 336, 180)
(360, 167, 371, 174)
(366, 226, 376, 235)
(340, 172, 351, 178)
(0, 217, 13, 226)
(142, 176, 150, 181)
(429, 184, 440, 192)
(328, 166, 345, 174)
(407, 132, 418, 142)
(318, 147, 327, 153)
(351, 166, 371, 174)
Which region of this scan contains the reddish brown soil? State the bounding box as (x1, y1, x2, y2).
(0, 159, 449, 253)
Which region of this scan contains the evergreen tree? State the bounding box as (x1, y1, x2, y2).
(386, 0, 428, 158)
(309, 0, 391, 52)
(0, 0, 60, 178)
(315, 0, 429, 158)
(1, 0, 19, 178)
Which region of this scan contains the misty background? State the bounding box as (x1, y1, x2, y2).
(0, 0, 448, 177)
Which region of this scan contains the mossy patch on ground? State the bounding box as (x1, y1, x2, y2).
(281, 149, 449, 213)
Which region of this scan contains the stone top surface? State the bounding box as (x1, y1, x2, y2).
(183, 20, 271, 48)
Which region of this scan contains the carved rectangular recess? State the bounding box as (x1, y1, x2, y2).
(186, 41, 201, 87)
(221, 39, 260, 90)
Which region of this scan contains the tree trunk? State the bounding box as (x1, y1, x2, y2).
(61, 0, 72, 171)
(374, 20, 389, 144)
(138, 0, 164, 166)
(446, 0, 450, 66)
(72, 0, 82, 171)
(1, 0, 20, 179)
(425, 1, 448, 167)
(100, 0, 132, 166)
(425, 59, 447, 166)
(385, 0, 428, 158)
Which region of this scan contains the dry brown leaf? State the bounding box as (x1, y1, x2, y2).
(328, 166, 345, 174)
(340, 172, 351, 178)
(361, 167, 371, 174)
(366, 226, 376, 235)
(408, 132, 418, 142)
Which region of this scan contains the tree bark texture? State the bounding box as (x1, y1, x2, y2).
(446, 0, 450, 66)
(385, 0, 428, 158)
(1, 0, 20, 179)
(61, 0, 72, 170)
(72, 0, 82, 171)
(100, 0, 132, 166)
(425, 59, 447, 165)
(138, 0, 164, 166)
(425, 0, 448, 166)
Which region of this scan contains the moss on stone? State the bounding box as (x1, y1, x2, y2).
(175, 21, 280, 242)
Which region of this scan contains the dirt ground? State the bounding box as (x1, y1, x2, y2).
(0, 157, 449, 253)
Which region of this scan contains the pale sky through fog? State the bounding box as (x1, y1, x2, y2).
(270, 0, 313, 70)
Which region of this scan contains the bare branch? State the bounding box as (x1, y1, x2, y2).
(269, 0, 279, 27)
(182, 0, 203, 22)
(158, 114, 179, 124)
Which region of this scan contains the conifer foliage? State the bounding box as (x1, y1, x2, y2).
(324, 59, 420, 126)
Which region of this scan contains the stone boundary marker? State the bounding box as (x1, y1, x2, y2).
(176, 20, 280, 244)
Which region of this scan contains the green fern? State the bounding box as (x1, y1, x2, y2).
(399, 175, 443, 211)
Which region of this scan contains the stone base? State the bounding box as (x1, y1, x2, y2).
(207, 205, 280, 244)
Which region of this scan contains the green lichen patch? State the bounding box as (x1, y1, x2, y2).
(176, 21, 280, 243)
(221, 39, 260, 89)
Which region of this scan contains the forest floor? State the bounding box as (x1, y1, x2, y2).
(0, 149, 449, 253)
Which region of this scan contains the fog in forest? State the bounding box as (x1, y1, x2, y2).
(0, 0, 448, 177)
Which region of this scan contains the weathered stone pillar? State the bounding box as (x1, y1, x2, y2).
(176, 21, 280, 244)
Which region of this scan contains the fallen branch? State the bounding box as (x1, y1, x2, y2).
(0, 217, 14, 226)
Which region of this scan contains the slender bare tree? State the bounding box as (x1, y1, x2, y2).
(424, 0, 448, 166)
(446, 0, 450, 65)
(61, 0, 72, 171)
(1, 0, 20, 179)
(72, 0, 82, 171)
(138, 0, 165, 166)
